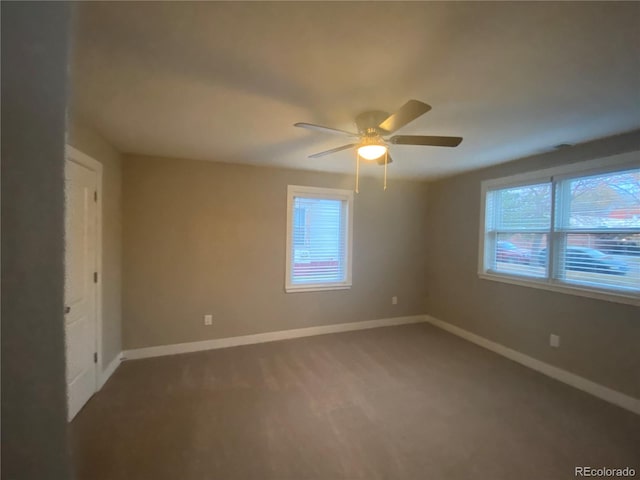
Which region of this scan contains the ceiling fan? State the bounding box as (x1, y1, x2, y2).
(294, 100, 462, 191)
(295, 100, 463, 163)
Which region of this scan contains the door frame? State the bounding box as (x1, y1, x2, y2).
(65, 145, 103, 394)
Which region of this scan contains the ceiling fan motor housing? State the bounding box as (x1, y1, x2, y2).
(355, 110, 390, 135)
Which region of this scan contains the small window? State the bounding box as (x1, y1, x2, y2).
(285, 185, 353, 292)
(480, 159, 640, 305)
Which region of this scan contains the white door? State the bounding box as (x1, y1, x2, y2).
(65, 159, 98, 421)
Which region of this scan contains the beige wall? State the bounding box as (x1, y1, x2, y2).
(122, 155, 429, 349)
(67, 120, 123, 368)
(1, 3, 72, 477)
(425, 130, 640, 398)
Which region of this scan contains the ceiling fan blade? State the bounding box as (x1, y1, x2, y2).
(376, 153, 393, 166)
(294, 122, 358, 137)
(389, 135, 463, 147)
(308, 143, 357, 158)
(378, 100, 432, 133)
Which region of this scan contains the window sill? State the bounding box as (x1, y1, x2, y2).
(285, 283, 352, 293)
(478, 271, 640, 307)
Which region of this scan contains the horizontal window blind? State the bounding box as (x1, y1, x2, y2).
(487, 183, 552, 231)
(290, 196, 346, 285)
(486, 182, 551, 278)
(554, 169, 640, 292)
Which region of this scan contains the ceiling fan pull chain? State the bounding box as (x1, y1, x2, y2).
(383, 150, 388, 191)
(355, 152, 361, 194)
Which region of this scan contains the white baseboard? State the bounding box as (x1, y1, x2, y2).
(98, 352, 122, 389)
(123, 315, 427, 361)
(424, 315, 640, 416)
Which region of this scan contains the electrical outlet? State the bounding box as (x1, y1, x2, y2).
(550, 334, 560, 348)
(391, 296, 398, 305)
(204, 314, 213, 326)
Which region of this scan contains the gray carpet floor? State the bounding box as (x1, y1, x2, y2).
(70, 323, 640, 480)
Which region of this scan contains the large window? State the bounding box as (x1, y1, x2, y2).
(285, 185, 353, 292)
(480, 158, 639, 305)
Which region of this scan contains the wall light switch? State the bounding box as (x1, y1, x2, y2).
(550, 334, 560, 348)
(204, 314, 213, 326)
(391, 296, 398, 305)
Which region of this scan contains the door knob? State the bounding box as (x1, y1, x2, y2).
(64, 306, 71, 314)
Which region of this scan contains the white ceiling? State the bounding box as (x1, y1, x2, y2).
(71, 2, 640, 180)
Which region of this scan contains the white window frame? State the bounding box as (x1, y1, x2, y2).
(478, 151, 640, 307)
(285, 185, 354, 293)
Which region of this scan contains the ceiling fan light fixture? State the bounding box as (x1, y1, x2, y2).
(358, 144, 387, 160)
(357, 140, 387, 160)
